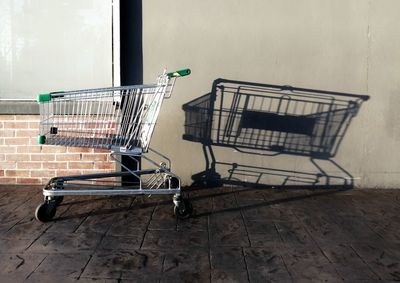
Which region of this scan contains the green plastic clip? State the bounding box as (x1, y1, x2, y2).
(167, 68, 191, 78)
(37, 93, 52, 103)
(38, 135, 46, 144)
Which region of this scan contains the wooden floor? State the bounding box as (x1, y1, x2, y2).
(0, 186, 399, 282)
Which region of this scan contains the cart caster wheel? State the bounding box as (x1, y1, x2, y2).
(35, 202, 57, 222)
(170, 177, 180, 189)
(165, 176, 180, 189)
(174, 199, 193, 219)
(45, 195, 63, 206)
(53, 196, 64, 206)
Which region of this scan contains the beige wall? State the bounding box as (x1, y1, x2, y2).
(0, 0, 112, 99)
(143, 0, 400, 188)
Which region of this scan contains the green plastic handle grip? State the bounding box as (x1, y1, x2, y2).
(38, 135, 46, 144)
(37, 91, 64, 102)
(37, 93, 52, 103)
(167, 68, 191, 78)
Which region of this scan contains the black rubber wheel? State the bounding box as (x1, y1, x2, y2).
(35, 202, 57, 222)
(53, 196, 64, 206)
(174, 199, 193, 219)
(165, 176, 180, 189)
(170, 177, 180, 189)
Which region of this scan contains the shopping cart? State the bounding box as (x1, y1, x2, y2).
(35, 69, 192, 222)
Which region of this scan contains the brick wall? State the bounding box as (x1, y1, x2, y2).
(0, 115, 115, 185)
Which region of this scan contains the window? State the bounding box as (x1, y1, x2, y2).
(0, 0, 113, 101)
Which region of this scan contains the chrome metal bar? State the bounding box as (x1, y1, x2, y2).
(148, 147, 172, 170)
(43, 189, 180, 196)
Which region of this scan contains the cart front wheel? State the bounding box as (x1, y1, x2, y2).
(53, 196, 64, 206)
(174, 199, 193, 219)
(165, 176, 180, 189)
(35, 202, 57, 222)
(44, 195, 63, 206)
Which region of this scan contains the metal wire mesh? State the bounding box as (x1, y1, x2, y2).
(39, 74, 174, 152)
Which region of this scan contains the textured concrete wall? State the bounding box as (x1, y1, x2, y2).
(143, 0, 400, 188)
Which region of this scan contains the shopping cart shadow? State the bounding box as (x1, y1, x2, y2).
(183, 79, 369, 189)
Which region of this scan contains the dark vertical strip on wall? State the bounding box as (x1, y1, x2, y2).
(120, 0, 143, 85)
(120, 0, 143, 184)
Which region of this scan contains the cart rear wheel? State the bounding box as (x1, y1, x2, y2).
(169, 176, 180, 189)
(35, 202, 57, 222)
(174, 199, 193, 219)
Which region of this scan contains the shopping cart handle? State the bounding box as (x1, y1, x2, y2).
(37, 93, 52, 102)
(167, 68, 191, 78)
(37, 91, 65, 102)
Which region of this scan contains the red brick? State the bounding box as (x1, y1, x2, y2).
(0, 146, 16, 153)
(67, 147, 92, 153)
(31, 154, 55, 161)
(6, 154, 30, 162)
(3, 122, 29, 129)
(81, 170, 104, 175)
(15, 115, 38, 121)
(94, 162, 115, 170)
(0, 130, 15, 137)
(5, 170, 30, 177)
(0, 154, 5, 161)
(85, 122, 96, 129)
(56, 154, 81, 161)
(0, 177, 17, 184)
(93, 148, 109, 153)
(15, 130, 38, 138)
(0, 115, 15, 121)
(68, 162, 94, 169)
(16, 178, 41, 184)
(17, 146, 41, 153)
(41, 146, 67, 153)
(17, 162, 42, 169)
(42, 162, 67, 170)
(81, 154, 108, 162)
(29, 122, 40, 128)
(31, 170, 56, 178)
(29, 138, 39, 145)
(1, 162, 16, 169)
(56, 170, 82, 176)
(4, 138, 30, 145)
(0, 170, 4, 177)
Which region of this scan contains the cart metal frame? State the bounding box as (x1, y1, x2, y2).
(35, 69, 192, 222)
